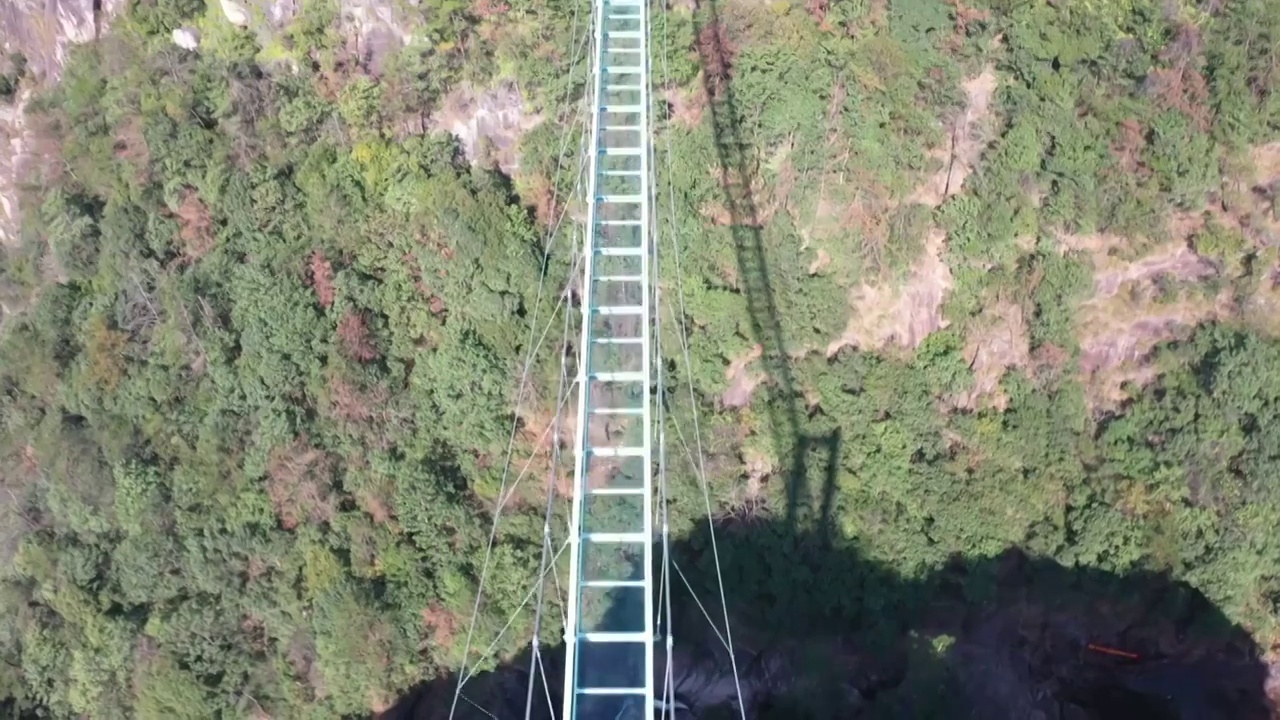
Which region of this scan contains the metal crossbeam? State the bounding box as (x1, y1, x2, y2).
(561, 0, 654, 715)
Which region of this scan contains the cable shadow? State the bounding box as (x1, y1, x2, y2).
(690, 0, 837, 535)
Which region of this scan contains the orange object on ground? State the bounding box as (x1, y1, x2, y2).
(1086, 643, 1141, 660)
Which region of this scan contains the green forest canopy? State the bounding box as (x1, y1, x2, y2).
(0, 0, 1278, 715)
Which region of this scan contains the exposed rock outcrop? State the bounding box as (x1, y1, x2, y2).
(826, 227, 953, 354)
(172, 27, 201, 50)
(0, 94, 29, 248)
(1, 0, 118, 81)
(221, 0, 252, 26)
(431, 82, 542, 174)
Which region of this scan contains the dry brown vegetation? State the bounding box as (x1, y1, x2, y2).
(1111, 118, 1150, 177)
(266, 438, 336, 530)
(697, 20, 736, 100)
(337, 310, 380, 362)
(511, 400, 570, 497)
(1146, 22, 1211, 131)
(420, 604, 459, 649)
(700, 143, 794, 230)
(112, 115, 151, 183)
(172, 187, 215, 264)
(326, 375, 390, 426)
(822, 66, 999, 357)
(286, 631, 324, 702)
(722, 343, 764, 409)
(309, 250, 336, 308)
(665, 84, 707, 129)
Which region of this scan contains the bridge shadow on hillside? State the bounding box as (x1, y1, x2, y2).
(689, 0, 840, 535)
(381, 514, 1273, 719)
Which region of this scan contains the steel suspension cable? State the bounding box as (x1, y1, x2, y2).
(446, 3, 594, 715)
(523, 244, 579, 720)
(458, 536, 573, 689)
(649, 12, 677, 716)
(535, 648, 559, 719)
(450, 364, 584, 691)
(450, 112, 588, 720)
(653, 0, 746, 712)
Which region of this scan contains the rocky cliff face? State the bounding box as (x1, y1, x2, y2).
(1, 0, 121, 244)
(0, 95, 27, 248)
(0, 0, 125, 81)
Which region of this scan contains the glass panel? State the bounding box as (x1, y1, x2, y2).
(604, 49, 641, 66)
(592, 252, 642, 277)
(586, 378, 646, 411)
(577, 640, 646, 689)
(605, 70, 642, 86)
(604, 33, 641, 51)
(579, 585, 647, 633)
(583, 493, 646, 535)
(597, 173, 642, 196)
(601, 128, 642, 148)
(585, 412, 644, 447)
(575, 694, 645, 720)
(602, 110, 641, 127)
(588, 339, 644, 374)
(599, 153, 641, 173)
(594, 278, 643, 305)
(585, 453, 647, 490)
(604, 3, 642, 16)
(581, 538, 645, 581)
(589, 311, 643, 339)
(597, 200, 641, 222)
(595, 221, 643, 248)
(604, 17, 642, 32)
(603, 87, 643, 106)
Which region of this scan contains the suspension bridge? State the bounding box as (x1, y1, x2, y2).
(559, 0, 659, 711)
(446, 0, 745, 716)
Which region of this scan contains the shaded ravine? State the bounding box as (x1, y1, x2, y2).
(381, 514, 1274, 719)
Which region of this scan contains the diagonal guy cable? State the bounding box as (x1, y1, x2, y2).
(653, 0, 746, 713)
(448, 6, 593, 710)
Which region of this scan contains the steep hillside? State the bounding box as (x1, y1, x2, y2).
(0, 0, 1278, 717)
